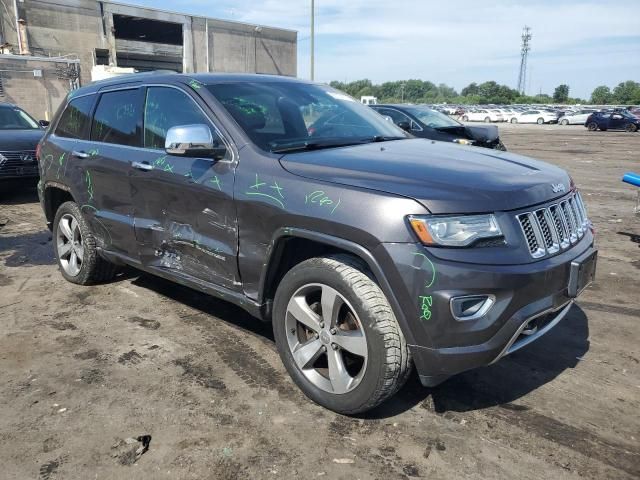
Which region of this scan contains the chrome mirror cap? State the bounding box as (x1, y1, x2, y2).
(165, 124, 219, 158)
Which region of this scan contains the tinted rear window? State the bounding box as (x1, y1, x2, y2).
(55, 96, 94, 139)
(91, 89, 141, 147)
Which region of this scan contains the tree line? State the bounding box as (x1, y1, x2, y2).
(328, 79, 640, 105)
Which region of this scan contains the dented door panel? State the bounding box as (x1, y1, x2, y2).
(130, 151, 239, 289)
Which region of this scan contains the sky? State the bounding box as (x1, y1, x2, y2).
(121, 0, 639, 99)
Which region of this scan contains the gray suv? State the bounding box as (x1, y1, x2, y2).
(38, 73, 597, 414)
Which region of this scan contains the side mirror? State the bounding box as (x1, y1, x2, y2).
(165, 124, 227, 160)
(396, 121, 411, 132)
(39, 120, 50, 127)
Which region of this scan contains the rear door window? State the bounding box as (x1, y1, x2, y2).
(91, 89, 141, 147)
(55, 96, 94, 139)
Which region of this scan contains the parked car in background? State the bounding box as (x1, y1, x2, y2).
(585, 111, 640, 132)
(0, 102, 48, 181)
(38, 72, 596, 414)
(371, 104, 506, 150)
(510, 110, 558, 124)
(497, 108, 518, 122)
(460, 109, 503, 123)
(558, 111, 593, 125)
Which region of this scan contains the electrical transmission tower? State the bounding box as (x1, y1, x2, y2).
(516, 26, 532, 95)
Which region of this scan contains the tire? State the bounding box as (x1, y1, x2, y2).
(461, 115, 468, 122)
(587, 122, 598, 131)
(53, 201, 118, 285)
(625, 123, 638, 132)
(510, 118, 517, 124)
(273, 254, 412, 414)
(537, 118, 544, 125)
(561, 119, 569, 126)
(494, 140, 507, 151)
(484, 117, 491, 123)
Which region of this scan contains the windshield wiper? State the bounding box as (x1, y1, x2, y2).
(369, 135, 407, 142)
(270, 139, 369, 153)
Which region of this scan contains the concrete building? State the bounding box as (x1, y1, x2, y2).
(0, 0, 297, 120)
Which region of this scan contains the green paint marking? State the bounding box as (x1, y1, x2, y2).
(208, 176, 222, 191)
(305, 190, 341, 214)
(164, 164, 174, 173)
(188, 79, 203, 90)
(270, 181, 285, 199)
(250, 174, 267, 190)
(330, 198, 341, 215)
(85, 170, 94, 201)
(412, 252, 436, 288)
(245, 191, 285, 209)
(419, 295, 433, 321)
(153, 155, 167, 167)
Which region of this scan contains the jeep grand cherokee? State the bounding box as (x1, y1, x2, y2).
(38, 73, 597, 414)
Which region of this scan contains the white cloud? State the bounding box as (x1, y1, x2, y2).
(134, 0, 640, 97)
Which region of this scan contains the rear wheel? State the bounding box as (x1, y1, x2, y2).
(561, 119, 569, 125)
(510, 118, 517, 124)
(53, 201, 117, 285)
(537, 117, 544, 124)
(587, 122, 598, 131)
(484, 117, 491, 123)
(461, 115, 468, 122)
(273, 255, 412, 414)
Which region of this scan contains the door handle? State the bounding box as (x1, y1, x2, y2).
(72, 150, 89, 159)
(132, 161, 153, 171)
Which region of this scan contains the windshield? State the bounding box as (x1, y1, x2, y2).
(404, 106, 461, 128)
(0, 106, 40, 130)
(206, 82, 407, 152)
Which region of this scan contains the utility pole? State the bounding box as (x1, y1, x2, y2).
(310, 0, 315, 81)
(516, 26, 532, 95)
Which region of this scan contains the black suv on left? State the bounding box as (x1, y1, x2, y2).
(0, 102, 47, 181)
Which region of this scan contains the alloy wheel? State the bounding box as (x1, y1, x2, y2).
(56, 213, 84, 277)
(285, 283, 368, 394)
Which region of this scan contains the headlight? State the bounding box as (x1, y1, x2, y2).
(453, 138, 474, 145)
(409, 214, 503, 247)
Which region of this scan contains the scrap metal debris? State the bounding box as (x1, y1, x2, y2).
(111, 435, 152, 465)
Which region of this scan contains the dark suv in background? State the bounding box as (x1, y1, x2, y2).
(0, 102, 48, 181)
(38, 73, 597, 414)
(371, 104, 506, 150)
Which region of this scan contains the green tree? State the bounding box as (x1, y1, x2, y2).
(612, 80, 640, 104)
(590, 85, 613, 104)
(461, 82, 479, 97)
(553, 84, 570, 103)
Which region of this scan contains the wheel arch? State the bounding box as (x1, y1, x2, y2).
(43, 182, 75, 230)
(258, 227, 416, 344)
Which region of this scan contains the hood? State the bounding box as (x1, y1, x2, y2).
(279, 138, 571, 214)
(0, 129, 44, 151)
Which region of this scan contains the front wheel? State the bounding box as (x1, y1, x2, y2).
(537, 117, 544, 124)
(587, 122, 598, 131)
(625, 123, 638, 132)
(494, 140, 507, 151)
(53, 201, 118, 285)
(273, 255, 412, 414)
(461, 115, 469, 122)
(561, 119, 569, 125)
(484, 117, 491, 123)
(510, 118, 517, 124)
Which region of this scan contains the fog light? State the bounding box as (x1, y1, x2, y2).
(450, 295, 495, 321)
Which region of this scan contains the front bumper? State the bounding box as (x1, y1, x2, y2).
(374, 233, 596, 385)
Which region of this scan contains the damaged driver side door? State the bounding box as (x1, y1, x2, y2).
(130, 85, 239, 290)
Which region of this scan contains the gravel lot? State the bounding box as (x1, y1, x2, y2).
(1, 124, 639, 480)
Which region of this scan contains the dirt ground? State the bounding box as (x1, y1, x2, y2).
(1, 124, 639, 480)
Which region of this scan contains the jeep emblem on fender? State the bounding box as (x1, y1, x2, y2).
(551, 183, 566, 193)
